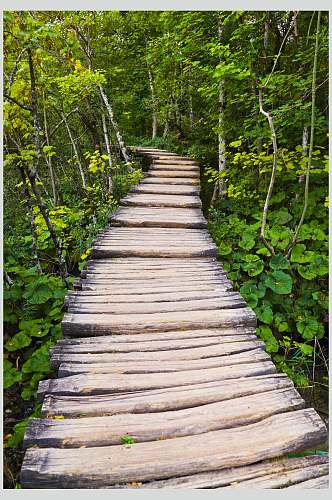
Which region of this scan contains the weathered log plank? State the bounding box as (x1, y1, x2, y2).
(38, 361, 276, 399)
(91, 245, 217, 258)
(286, 475, 329, 488)
(62, 307, 256, 336)
(222, 462, 329, 488)
(142, 455, 328, 489)
(24, 388, 304, 449)
(56, 350, 270, 376)
(53, 332, 258, 354)
(132, 184, 199, 195)
(142, 177, 199, 185)
(67, 296, 245, 315)
(40, 373, 294, 417)
(55, 327, 257, 344)
(52, 346, 268, 371)
(121, 194, 202, 208)
(20, 409, 327, 488)
(146, 170, 199, 178)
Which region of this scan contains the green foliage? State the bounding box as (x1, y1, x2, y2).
(208, 147, 328, 386)
(121, 435, 135, 445)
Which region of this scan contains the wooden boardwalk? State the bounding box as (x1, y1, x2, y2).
(20, 148, 328, 488)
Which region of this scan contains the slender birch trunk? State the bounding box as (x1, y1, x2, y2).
(102, 112, 113, 193)
(217, 15, 227, 197)
(62, 111, 87, 189)
(99, 86, 132, 168)
(148, 68, 158, 139)
(43, 93, 58, 205)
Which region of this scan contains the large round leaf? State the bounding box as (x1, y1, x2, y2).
(264, 270, 293, 294)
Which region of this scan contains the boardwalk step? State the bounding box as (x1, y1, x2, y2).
(144, 455, 328, 489)
(121, 193, 202, 207)
(51, 345, 268, 371)
(61, 308, 256, 336)
(110, 206, 207, 228)
(132, 184, 199, 195)
(40, 373, 294, 417)
(20, 409, 326, 488)
(24, 388, 304, 448)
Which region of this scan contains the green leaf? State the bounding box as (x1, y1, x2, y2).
(269, 254, 290, 270)
(218, 242, 232, 255)
(256, 326, 279, 353)
(5, 332, 32, 352)
(296, 318, 324, 340)
(255, 305, 273, 324)
(23, 281, 53, 304)
(269, 209, 292, 225)
(4, 360, 22, 388)
(263, 270, 293, 295)
(242, 259, 264, 277)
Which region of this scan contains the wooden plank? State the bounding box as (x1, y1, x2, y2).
(20, 409, 327, 488)
(38, 361, 276, 399)
(150, 165, 199, 172)
(65, 291, 236, 307)
(143, 455, 328, 489)
(222, 463, 329, 489)
(91, 245, 218, 258)
(142, 177, 199, 185)
(40, 373, 294, 417)
(62, 307, 256, 336)
(78, 283, 233, 294)
(56, 327, 257, 344)
(287, 476, 329, 488)
(146, 170, 199, 178)
(51, 345, 268, 370)
(67, 296, 246, 315)
(53, 333, 258, 354)
(24, 388, 304, 449)
(153, 160, 198, 165)
(110, 207, 207, 228)
(132, 184, 199, 195)
(56, 350, 270, 376)
(78, 276, 231, 287)
(121, 194, 202, 208)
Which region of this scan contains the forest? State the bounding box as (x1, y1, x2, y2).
(3, 10, 329, 487)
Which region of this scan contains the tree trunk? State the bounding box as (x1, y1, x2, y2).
(299, 125, 308, 184)
(27, 48, 68, 282)
(148, 68, 158, 139)
(99, 86, 132, 168)
(217, 15, 227, 196)
(62, 111, 87, 189)
(101, 112, 113, 193)
(43, 93, 58, 205)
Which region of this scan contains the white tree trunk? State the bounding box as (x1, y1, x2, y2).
(62, 112, 86, 189)
(148, 68, 158, 139)
(102, 112, 113, 193)
(299, 125, 308, 184)
(99, 86, 132, 168)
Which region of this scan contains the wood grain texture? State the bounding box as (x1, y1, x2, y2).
(51, 344, 267, 368)
(20, 409, 327, 488)
(142, 455, 328, 489)
(61, 307, 256, 336)
(24, 388, 304, 448)
(40, 374, 294, 417)
(37, 361, 277, 399)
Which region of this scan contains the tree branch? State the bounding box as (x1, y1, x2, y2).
(258, 87, 277, 256)
(3, 93, 33, 112)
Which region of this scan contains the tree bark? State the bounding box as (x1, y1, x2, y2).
(99, 86, 132, 168)
(147, 68, 158, 139)
(62, 111, 87, 189)
(217, 15, 227, 197)
(43, 93, 58, 205)
(101, 112, 113, 193)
